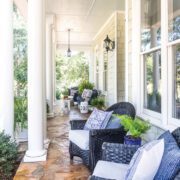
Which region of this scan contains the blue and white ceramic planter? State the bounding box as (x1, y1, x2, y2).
(124, 135, 141, 146)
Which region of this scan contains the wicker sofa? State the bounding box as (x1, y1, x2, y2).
(69, 102, 136, 171)
(90, 127, 180, 180)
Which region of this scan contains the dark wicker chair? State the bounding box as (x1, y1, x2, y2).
(69, 102, 136, 171)
(90, 127, 180, 180)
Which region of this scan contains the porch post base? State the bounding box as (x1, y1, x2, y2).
(23, 149, 47, 162)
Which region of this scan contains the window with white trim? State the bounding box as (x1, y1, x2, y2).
(168, 0, 180, 120)
(95, 48, 100, 89)
(140, 0, 180, 125)
(141, 0, 162, 114)
(103, 50, 108, 92)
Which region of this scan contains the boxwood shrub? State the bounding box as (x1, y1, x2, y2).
(0, 131, 18, 179)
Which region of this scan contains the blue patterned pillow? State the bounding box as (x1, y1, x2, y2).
(105, 115, 122, 129)
(84, 108, 113, 130)
(154, 131, 180, 180)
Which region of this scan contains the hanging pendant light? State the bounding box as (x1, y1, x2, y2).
(67, 29, 71, 57)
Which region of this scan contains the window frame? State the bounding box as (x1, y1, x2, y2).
(94, 45, 100, 90)
(103, 50, 108, 93)
(131, 0, 180, 130)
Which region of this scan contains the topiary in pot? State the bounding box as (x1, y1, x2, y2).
(78, 80, 94, 94)
(0, 131, 18, 179)
(115, 115, 150, 146)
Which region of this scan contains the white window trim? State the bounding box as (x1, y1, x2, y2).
(131, 0, 180, 130)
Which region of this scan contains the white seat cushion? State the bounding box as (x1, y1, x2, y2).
(93, 160, 129, 180)
(69, 130, 89, 150)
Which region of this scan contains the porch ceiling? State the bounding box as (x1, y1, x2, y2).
(46, 0, 125, 47)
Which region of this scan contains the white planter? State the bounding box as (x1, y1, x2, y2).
(80, 101, 89, 114)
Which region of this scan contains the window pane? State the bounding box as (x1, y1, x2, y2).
(141, 0, 161, 51)
(103, 51, 108, 91)
(168, 0, 180, 42)
(144, 50, 161, 113)
(173, 44, 180, 119)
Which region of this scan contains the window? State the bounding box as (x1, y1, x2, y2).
(168, 0, 180, 42)
(141, 0, 161, 51)
(137, 0, 180, 126)
(141, 0, 161, 115)
(95, 48, 99, 89)
(103, 51, 108, 92)
(172, 44, 180, 119)
(144, 50, 161, 113)
(168, 0, 180, 121)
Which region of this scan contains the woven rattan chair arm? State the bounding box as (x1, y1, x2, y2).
(102, 142, 139, 164)
(70, 120, 87, 130)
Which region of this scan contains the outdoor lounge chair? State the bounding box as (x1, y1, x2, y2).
(69, 102, 136, 171)
(90, 127, 180, 180)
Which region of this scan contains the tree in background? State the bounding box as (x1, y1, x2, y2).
(13, 4, 28, 130)
(56, 52, 89, 96)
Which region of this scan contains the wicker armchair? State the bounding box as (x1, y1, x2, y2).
(69, 102, 136, 171)
(90, 127, 180, 180)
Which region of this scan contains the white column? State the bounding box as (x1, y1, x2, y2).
(52, 28, 57, 104)
(46, 16, 54, 117)
(42, 0, 48, 142)
(24, 0, 46, 162)
(0, 0, 14, 137)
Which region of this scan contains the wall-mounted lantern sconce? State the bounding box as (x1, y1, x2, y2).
(104, 35, 115, 52)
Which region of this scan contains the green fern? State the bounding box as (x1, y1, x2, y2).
(115, 115, 150, 138)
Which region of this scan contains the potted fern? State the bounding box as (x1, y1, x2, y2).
(116, 115, 150, 146)
(91, 97, 105, 110)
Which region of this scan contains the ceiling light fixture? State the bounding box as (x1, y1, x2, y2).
(67, 29, 71, 57)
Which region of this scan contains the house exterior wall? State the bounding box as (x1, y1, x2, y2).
(127, 0, 133, 102)
(92, 12, 125, 106)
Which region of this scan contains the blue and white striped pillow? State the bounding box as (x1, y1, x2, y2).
(126, 139, 164, 180)
(154, 131, 180, 180)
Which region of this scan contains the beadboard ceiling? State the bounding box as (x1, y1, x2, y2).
(14, 0, 125, 47)
(46, 0, 125, 46)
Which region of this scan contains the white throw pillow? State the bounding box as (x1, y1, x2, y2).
(126, 139, 164, 180)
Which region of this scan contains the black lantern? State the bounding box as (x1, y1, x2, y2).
(67, 29, 71, 57)
(104, 35, 115, 52)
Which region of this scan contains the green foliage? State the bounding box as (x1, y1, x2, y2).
(115, 115, 150, 138)
(0, 131, 18, 179)
(14, 97, 27, 130)
(78, 80, 94, 94)
(91, 97, 105, 109)
(14, 59, 27, 97)
(56, 52, 89, 91)
(61, 88, 69, 96)
(13, 4, 28, 131)
(56, 89, 61, 100)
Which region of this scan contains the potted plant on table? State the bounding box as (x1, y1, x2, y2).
(115, 115, 150, 146)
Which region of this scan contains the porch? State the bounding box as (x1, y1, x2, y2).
(0, 0, 179, 179)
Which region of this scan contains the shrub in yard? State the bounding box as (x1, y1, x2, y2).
(0, 131, 18, 179)
(14, 97, 27, 131)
